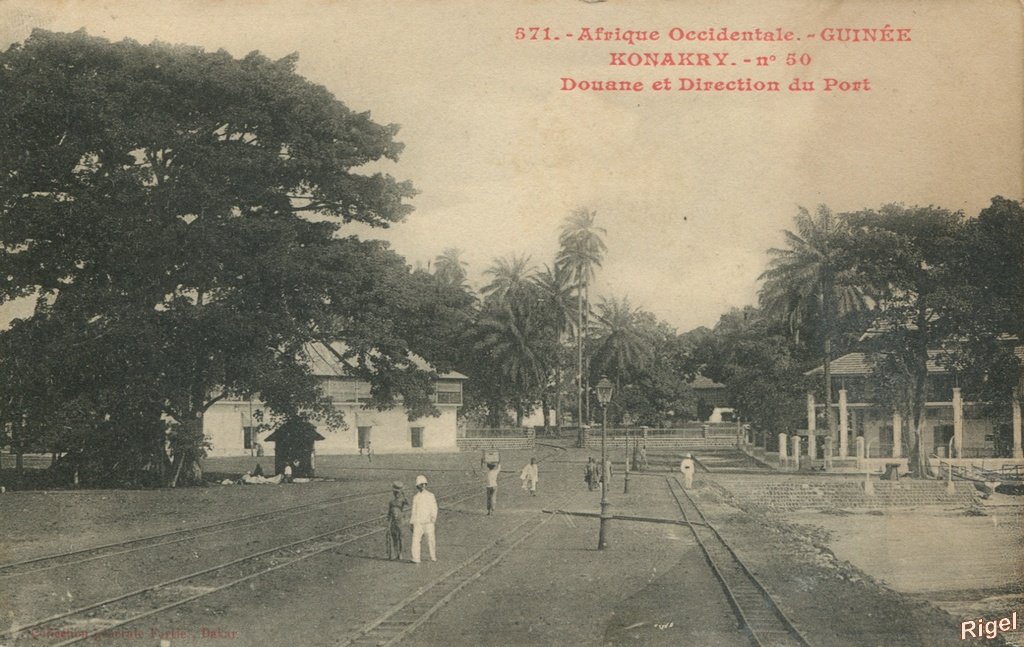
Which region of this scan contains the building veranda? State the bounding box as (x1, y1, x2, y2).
(782, 350, 1024, 474)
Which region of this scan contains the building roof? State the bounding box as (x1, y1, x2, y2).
(304, 342, 468, 380)
(805, 351, 949, 377)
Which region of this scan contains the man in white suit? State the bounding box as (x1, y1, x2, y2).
(409, 474, 437, 563)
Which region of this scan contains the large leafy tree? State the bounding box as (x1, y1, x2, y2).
(691, 307, 807, 450)
(556, 208, 606, 430)
(759, 206, 870, 443)
(944, 197, 1024, 455)
(844, 204, 967, 476)
(0, 30, 424, 486)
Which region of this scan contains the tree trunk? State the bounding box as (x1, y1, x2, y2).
(576, 284, 583, 432)
(15, 445, 23, 488)
(583, 283, 590, 425)
(169, 415, 204, 488)
(555, 363, 564, 434)
(541, 391, 550, 436)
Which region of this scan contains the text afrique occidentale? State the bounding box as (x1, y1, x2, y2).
(514, 26, 913, 45)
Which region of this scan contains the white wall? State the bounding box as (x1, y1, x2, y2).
(203, 398, 459, 456)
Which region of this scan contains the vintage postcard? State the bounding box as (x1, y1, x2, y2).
(0, 1, 1021, 646)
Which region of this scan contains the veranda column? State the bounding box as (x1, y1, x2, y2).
(778, 433, 788, 467)
(891, 410, 902, 458)
(838, 388, 849, 458)
(952, 387, 964, 458)
(791, 435, 801, 470)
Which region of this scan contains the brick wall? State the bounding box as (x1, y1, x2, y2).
(715, 476, 978, 511)
(584, 437, 737, 450)
(456, 437, 535, 451)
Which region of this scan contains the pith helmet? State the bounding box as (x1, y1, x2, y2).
(415, 474, 428, 486)
(392, 481, 404, 491)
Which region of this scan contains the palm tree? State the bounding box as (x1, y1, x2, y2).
(481, 254, 536, 305)
(758, 205, 869, 445)
(474, 291, 551, 426)
(591, 296, 654, 393)
(556, 208, 607, 431)
(533, 263, 577, 431)
(433, 247, 469, 289)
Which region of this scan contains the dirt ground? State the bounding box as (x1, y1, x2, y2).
(1, 448, 1016, 646)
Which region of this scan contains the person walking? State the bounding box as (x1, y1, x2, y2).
(680, 452, 695, 488)
(485, 461, 501, 514)
(520, 458, 539, 496)
(584, 457, 597, 491)
(602, 458, 613, 487)
(386, 481, 408, 561)
(409, 475, 437, 563)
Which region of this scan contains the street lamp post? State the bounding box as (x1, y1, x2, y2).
(596, 377, 613, 550)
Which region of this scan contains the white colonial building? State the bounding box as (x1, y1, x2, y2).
(203, 342, 466, 456)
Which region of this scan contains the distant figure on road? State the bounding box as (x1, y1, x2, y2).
(584, 457, 597, 491)
(520, 458, 539, 496)
(386, 481, 408, 561)
(485, 462, 501, 514)
(366, 441, 373, 462)
(601, 459, 613, 487)
(680, 453, 695, 488)
(409, 475, 437, 563)
(282, 462, 293, 483)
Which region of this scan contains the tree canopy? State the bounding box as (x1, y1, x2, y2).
(0, 30, 429, 486)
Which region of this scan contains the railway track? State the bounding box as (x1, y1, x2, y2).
(665, 476, 814, 647)
(0, 484, 483, 647)
(338, 491, 576, 647)
(0, 485, 424, 579)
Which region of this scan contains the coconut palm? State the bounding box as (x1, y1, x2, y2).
(758, 205, 869, 442)
(556, 208, 607, 429)
(481, 254, 536, 305)
(474, 287, 553, 426)
(533, 263, 577, 430)
(590, 296, 654, 393)
(433, 247, 469, 289)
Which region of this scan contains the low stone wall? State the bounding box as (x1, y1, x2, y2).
(584, 436, 738, 450)
(456, 437, 535, 451)
(714, 475, 979, 512)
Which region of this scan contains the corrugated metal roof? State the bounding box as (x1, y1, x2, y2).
(304, 342, 468, 380)
(805, 351, 949, 376)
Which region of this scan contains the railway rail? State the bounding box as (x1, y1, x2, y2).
(665, 476, 814, 647)
(0, 484, 482, 647)
(338, 490, 576, 647)
(0, 485, 424, 579)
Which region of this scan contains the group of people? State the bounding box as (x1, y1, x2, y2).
(386, 474, 437, 563)
(385, 457, 541, 563)
(583, 457, 613, 491)
(384, 452, 695, 564)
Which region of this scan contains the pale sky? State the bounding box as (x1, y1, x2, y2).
(1, 0, 1021, 332)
